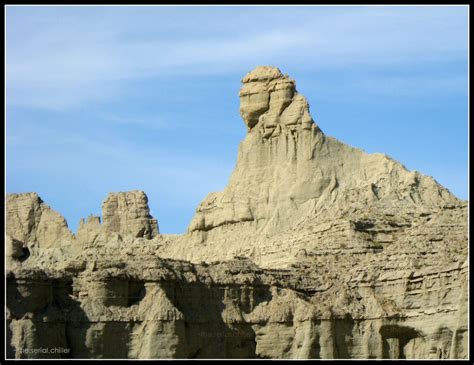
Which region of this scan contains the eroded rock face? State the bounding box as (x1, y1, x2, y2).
(5, 66, 468, 359)
(101, 191, 159, 239)
(187, 66, 457, 242)
(6, 192, 74, 252)
(6, 254, 468, 359)
(6, 234, 29, 270)
(239, 66, 312, 136)
(6, 190, 159, 266)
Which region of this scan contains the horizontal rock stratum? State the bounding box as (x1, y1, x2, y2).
(6, 66, 468, 359)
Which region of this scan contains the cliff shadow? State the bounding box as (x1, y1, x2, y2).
(6, 275, 89, 359)
(332, 318, 356, 359)
(161, 280, 269, 359)
(380, 324, 420, 359)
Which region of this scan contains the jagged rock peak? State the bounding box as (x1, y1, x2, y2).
(101, 190, 159, 239)
(239, 66, 316, 136)
(6, 192, 73, 251)
(77, 190, 159, 245)
(5, 190, 160, 266)
(186, 66, 460, 237)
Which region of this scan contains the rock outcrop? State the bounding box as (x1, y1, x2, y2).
(76, 191, 159, 246)
(101, 191, 159, 239)
(188, 67, 456, 238)
(6, 190, 159, 258)
(6, 192, 74, 253)
(5, 66, 468, 359)
(170, 66, 459, 266)
(6, 248, 468, 359)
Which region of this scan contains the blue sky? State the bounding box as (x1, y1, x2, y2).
(6, 5, 468, 234)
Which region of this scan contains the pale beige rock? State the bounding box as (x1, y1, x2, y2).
(5, 234, 28, 270)
(6, 192, 74, 252)
(76, 215, 101, 244)
(102, 191, 159, 239)
(6, 251, 468, 359)
(178, 66, 460, 266)
(5, 66, 468, 359)
(75, 191, 159, 246)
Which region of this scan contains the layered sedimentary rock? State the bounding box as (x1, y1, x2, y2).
(101, 191, 159, 239)
(188, 67, 455, 239)
(5, 66, 468, 359)
(6, 191, 159, 265)
(76, 191, 159, 246)
(6, 248, 468, 359)
(165, 66, 460, 266)
(6, 192, 74, 253)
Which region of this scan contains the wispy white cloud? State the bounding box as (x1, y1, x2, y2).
(95, 112, 175, 130)
(6, 120, 234, 198)
(313, 74, 468, 99)
(6, 6, 468, 110)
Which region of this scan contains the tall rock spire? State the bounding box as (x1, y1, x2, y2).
(188, 66, 459, 236)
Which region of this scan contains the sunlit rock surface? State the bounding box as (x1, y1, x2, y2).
(6, 66, 468, 359)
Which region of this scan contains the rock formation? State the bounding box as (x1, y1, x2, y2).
(5, 66, 468, 359)
(6, 192, 75, 254)
(76, 191, 159, 246)
(165, 65, 460, 266)
(208, 66, 455, 238)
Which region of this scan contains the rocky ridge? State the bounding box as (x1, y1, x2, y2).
(5, 66, 468, 359)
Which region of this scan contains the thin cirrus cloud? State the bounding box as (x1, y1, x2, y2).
(7, 118, 233, 200)
(6, 32, 309, 110)
(6, 6, 467, 110)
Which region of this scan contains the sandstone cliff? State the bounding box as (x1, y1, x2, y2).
(77, 190, 159, 246)
(6, 192, 75, 255)
(5, 66, 468, 359)
(159, 66, 461, 267)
